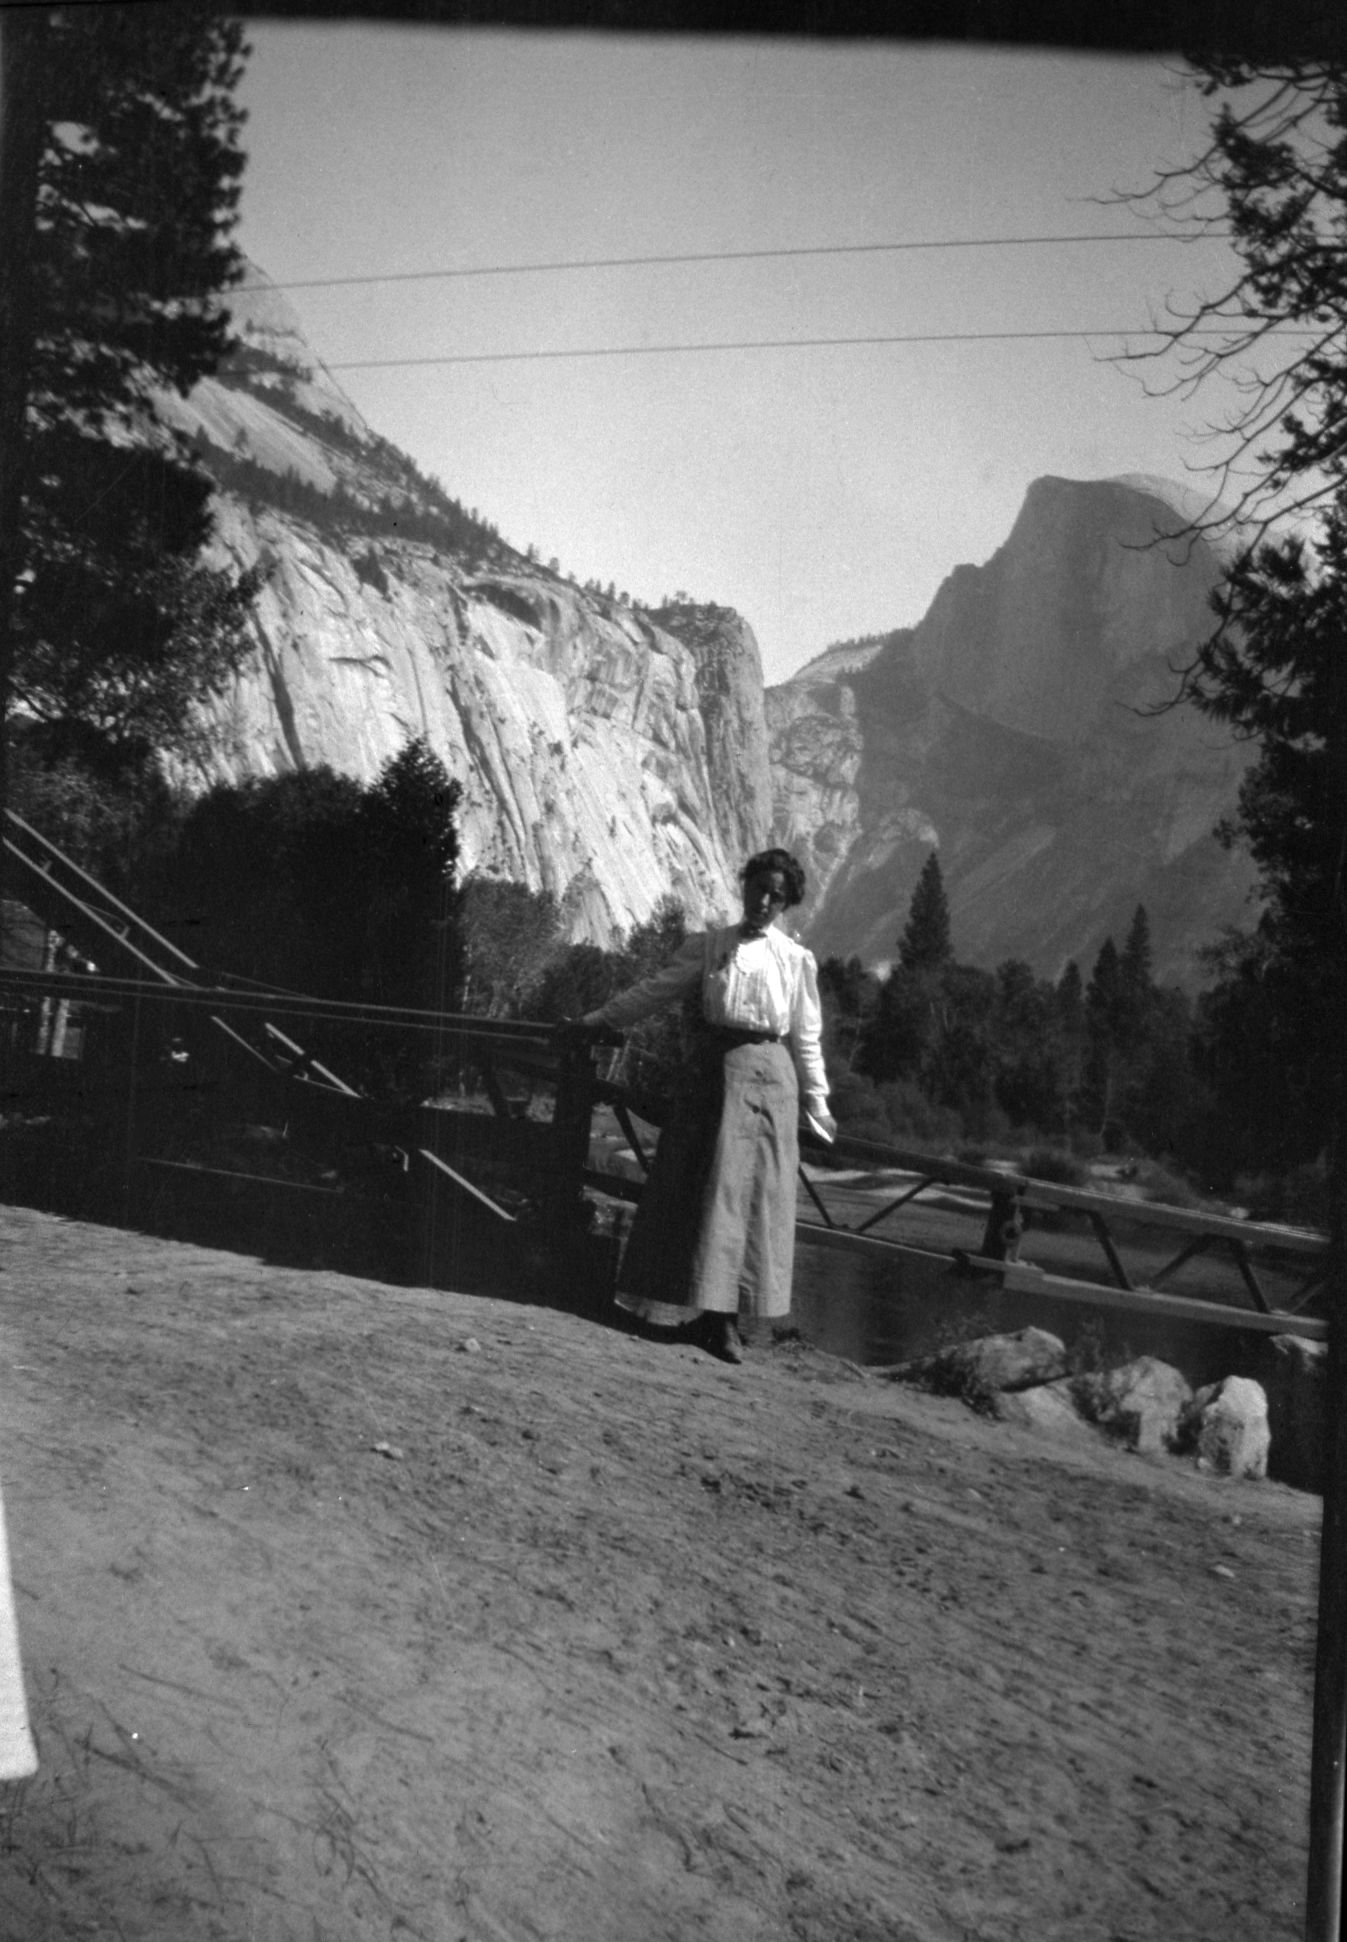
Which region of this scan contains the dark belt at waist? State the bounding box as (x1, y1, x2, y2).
(703, 1024, 783, 1047)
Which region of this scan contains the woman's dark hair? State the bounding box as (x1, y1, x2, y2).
(740, 847, 806, 909)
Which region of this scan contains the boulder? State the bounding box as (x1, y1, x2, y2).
(883, 1327, 1067, 1406)
(1072, 1356, 1192, 1455)
(991, 1378, 1098, 1443)
(1182, 1376, 1271, 1481)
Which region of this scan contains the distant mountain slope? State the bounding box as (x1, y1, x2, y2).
(767, 476, 1258, 986)
(160, 274, 1255, 980)
(155, 267, 773, 942)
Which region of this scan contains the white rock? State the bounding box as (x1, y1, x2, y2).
(1188, 1376, 1270, 1481)
(1073, 1356, 1193, 1455)
(991, 1379, 1096, 1442)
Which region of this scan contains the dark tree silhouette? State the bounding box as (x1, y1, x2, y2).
(0, 7, 256, 789)
(140, 741, 460, 1095)
(897, 852, 952, 973)
(1120, 60, 1347, 534)
(1082, 937, 1124, 1139)
(1183, 506, 1347, 1183)
(1119, 59, 1346, 1214)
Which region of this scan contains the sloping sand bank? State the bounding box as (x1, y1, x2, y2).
(0, 1204, 1319, 1941)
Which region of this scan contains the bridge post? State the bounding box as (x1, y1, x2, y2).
(978, 1184, 1023, 1263)
(549, 1037, 596, 1233)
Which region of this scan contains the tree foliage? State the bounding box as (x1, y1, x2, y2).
(1126, 60, 1347, 1195)
(1193, 925, 1332, 1181)
(1124, 60, 1347, 529)
(1206, 513, 1347, 967)
(603, 896, 690, 1114)
(897, 851, 952, 973)
(1180, 505, 1347, 1177)
(143, 739, 461, 1029)
(4, 7, 258, 775)
(456, 877, 562, 1019)
(817, 954, 879, 1074)
(191, 429, 507, 567)
(838, 881, 1214, 1163)
(16, 447, 261, 769)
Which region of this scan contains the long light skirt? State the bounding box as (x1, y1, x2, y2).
(0, 1480, 36, 1782)
(615, 1038, 798, 1327)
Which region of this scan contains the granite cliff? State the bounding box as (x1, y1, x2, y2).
(161, 273, 1253, 983)
(766, 476, 1259, 986)
(158, 273, 773, 943)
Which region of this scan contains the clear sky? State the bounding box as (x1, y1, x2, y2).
(233, 25, 1250, 684)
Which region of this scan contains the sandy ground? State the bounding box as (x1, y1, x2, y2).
(0, 1201, 1322, 1942)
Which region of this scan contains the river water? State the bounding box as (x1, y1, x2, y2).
(785, 1226, 1298, 1393)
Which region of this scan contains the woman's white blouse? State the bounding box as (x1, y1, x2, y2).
(591, 923, 830, 1114)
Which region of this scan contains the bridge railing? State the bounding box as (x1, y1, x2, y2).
(584, 1079, 1330, 1341)
(0, 804, 1329, 1335)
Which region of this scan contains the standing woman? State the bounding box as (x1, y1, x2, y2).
(577, 849, 836, 1362)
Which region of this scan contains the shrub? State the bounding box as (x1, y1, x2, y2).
(1232, 1160, 1331, 1229)
(829, 1071, 892, 1145)
(878, 1079, 962, 1150)
(1023, 1147, 1089, 1188)
(958, 1098, 1012, 1146)
(1131, 1160, 1203, 1210)
(1064, 1320, 1112, 1377)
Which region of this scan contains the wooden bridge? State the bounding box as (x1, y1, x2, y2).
(0, 804, 1329, 1346)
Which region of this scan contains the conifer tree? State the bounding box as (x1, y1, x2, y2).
(1119, 905, 1152, 994)
(1054, 960, 1088, 1135)
(991, 959, 1063, 1132)
(897, 852, 952, 973)
(146, 742, 459, 1007)
(357, 739, 462, 1011)
(1116, 904, 1156, 1046)
(1124, 59, 1346, 1198)
(1082, 937, 1123, 1139)
(923, 962, 996, 1129)
(1056, 962, 1085, 1034)
(862, 857, 985, 1111)
(1139, 72, 1347, 1908)
(1, 7, 256, 793)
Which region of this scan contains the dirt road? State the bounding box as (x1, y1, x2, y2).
(0, 1202, 1320, 1940)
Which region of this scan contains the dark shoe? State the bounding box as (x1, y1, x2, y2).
(703, 1314, 744, 1364)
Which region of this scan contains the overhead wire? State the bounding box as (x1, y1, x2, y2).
(323, 322, 1317, 372)
(238, 228, 1232, 295)
(234, 227, 1290, 370)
